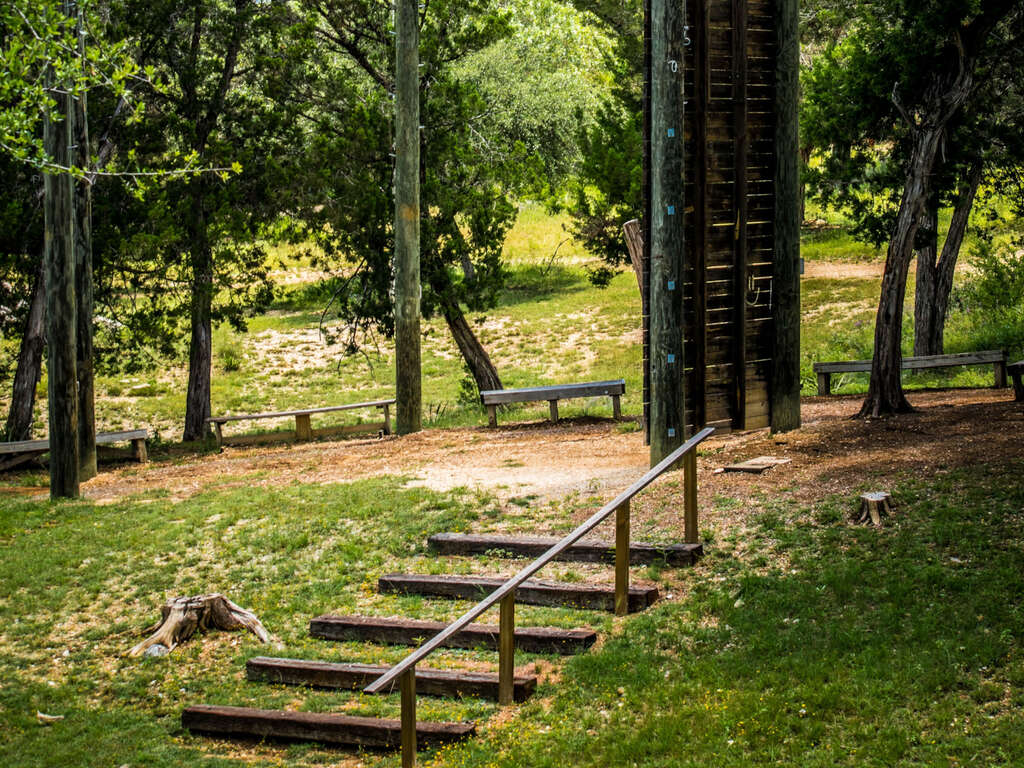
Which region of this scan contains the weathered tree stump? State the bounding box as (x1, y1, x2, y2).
(129, 594, 269, 657)
(857, 492, 894, 526)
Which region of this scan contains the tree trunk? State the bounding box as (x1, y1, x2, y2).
(914, 161, 982, 357)
(4, 260, 46, 441)
(74, 40, 97, 480)
(913, 201, 940, 357)
(43, 52, 80, 498)
(183, 182, 214, 442)
(436, 293, 502, 394)
(858, 125, 944, 417)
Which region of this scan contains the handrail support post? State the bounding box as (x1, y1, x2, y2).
(684, 450, 698, 544)
(401, 666, 416, 767)
(615, 499, 630, 616)
(499, 590, 515, 705)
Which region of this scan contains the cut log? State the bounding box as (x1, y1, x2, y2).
(428, 532, 702, 566)
(379, 573, 659, 613)
(182, 704, 475, 748)
(129, 594, 269, 656)
(308, 614, 596, 654)
(246, 657, 537, 702)
(857, 492, 894, 527)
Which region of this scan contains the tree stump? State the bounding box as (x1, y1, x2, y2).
(129, 593, 269, 657)
(857, 492, 894, 526)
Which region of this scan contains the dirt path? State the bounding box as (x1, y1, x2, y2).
(79, 389, 1023, 512)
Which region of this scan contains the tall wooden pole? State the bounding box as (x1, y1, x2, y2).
(43, 29, 80, 499)
(771, 0, 801, 432)
(648, 0, 686, 465)
(394, 0, 422, 435)
(75, 5, 97, 480)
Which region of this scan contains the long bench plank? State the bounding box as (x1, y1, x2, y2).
(428, 532, 701, 566)
(479, 380, 625, 405)
(308, 615, 596, 654)
(378, 573, 658, 613)
(0, 429, 148, 455)
(181, 704, 475, 748)
(207, 399, 396, 423)
(246, 657, 536, 702)
(813, 351, 1007, 395)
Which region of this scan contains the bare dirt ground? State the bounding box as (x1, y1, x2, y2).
(77, 388, 1023, 522)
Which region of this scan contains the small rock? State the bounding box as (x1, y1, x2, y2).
(144, 644, 169, 658)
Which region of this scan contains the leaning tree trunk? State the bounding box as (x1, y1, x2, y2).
(5, 259, 46, 441)
(183, 183, 214, 442)
(440, 296, 503, 394)
(858, 125, 945, 418)
(913, 201, 940, 357)
(914, 161, 982, 357)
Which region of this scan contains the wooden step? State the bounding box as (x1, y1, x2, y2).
(182, 704, 474, 749)
(309, 615, 596, 654)
(428, 532, 702, 566)
(247, 657, 536, 702)
(378, 574, 659, 613)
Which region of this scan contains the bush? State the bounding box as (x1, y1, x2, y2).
(949, 236, 1024, 358)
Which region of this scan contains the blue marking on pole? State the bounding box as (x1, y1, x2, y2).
(667, 280, 675, 290)
(667, 128, 675, 137)
(667, 205, 675, 215)
(668, 428, 676, 438)
(667, 354, 675, 364)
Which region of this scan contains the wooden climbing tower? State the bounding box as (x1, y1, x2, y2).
(643, 0, 800, 446)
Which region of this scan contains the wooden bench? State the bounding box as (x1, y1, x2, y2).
(1009, 360, 1024, 401)
(812, 351, 1008, 396)
(0, 429, 149, 472)
(479, 380, 625, 427)
(206, 399, 395, 447)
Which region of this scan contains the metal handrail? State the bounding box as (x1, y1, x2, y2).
(364, 426, 714, 696)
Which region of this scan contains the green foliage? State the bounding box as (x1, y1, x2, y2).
(949, 233, 1024, 356)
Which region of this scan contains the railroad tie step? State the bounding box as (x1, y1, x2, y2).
(309, 614, 597, 654)
(428, 532, 702, 566)
(378, 573, 659, 613)
(247, 657, 536, 702)
(181, 704, 474, 749)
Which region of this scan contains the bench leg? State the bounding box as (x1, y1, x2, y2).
(131, 438, 148, 463)
(548, 399, 559, 422)
(817, 372, 831, 396)
(611, 394, 622, 420)
(994, 361, 1008, 389)
(295, 413, 313, 441)
(214, 422, 224, 449)
(1012, 373, 1024, 402)
(487, 404, 498, 428)
(381, 404, 391, 435)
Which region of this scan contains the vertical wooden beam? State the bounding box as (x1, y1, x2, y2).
(394, 0, 421, 435)
(498, 591, 515, 705)
(43, 26, 80, 499)
(732, 0, 749, 431)
(400, 666, 416, 767)
(74, 6, 96, 482)
(614, 500, 630, 616)
(648, 0, 687, 465)
(683, 450, 698, 543)
(692, 0, 710, 430)
(771, 0, 801, 433)
(642, 0, 652, 446)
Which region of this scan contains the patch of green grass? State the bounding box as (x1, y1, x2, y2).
(429, 459, 1024, 768)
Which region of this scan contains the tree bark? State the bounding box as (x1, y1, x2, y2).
(913, 161, 982, 356)
(183, 180, 214, 442)
(913, 201, 940, 357)
(4, 259, 46, 441)
(439, 296, 502, 395)
(43, 49, 80, 498)
(74, 30, 97, 479)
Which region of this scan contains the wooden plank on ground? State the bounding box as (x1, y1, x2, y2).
(181, 704, 474, 748)
(378, 573, 658, 613)
(246, 657, 536, 702)
(427, 533, 702, 566)
(308, 615, 596, 654)
(721, 456, 791, 474)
